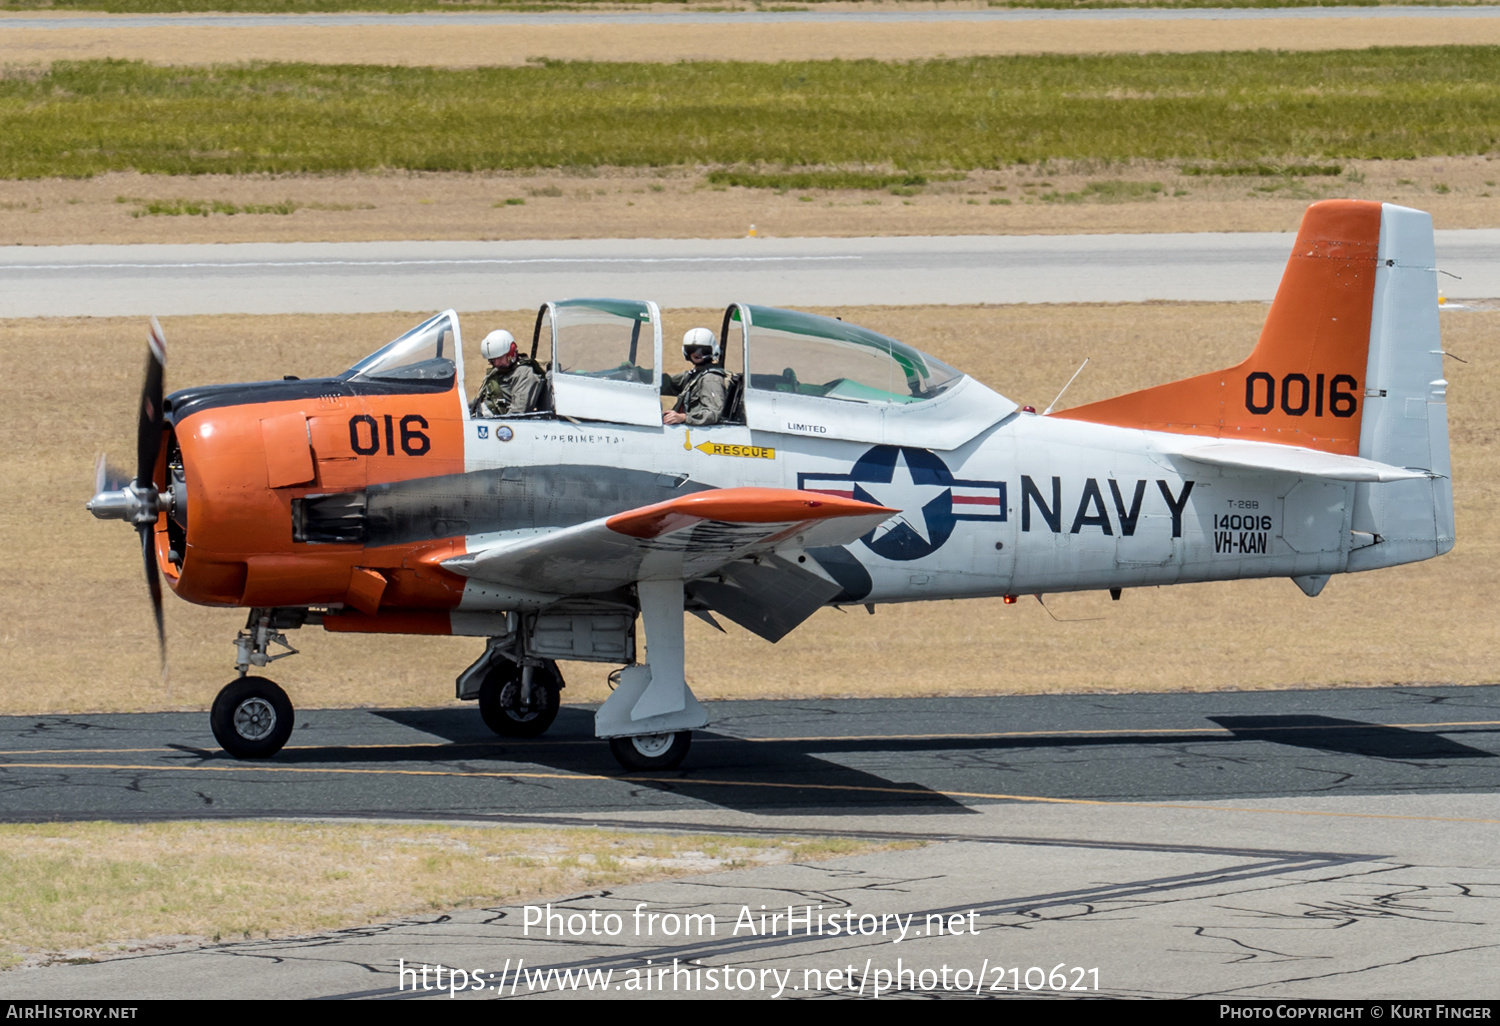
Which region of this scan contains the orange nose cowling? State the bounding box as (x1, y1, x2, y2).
(162, 392, 468, 612)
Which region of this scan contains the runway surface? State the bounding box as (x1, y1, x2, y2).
(3, 686, 1497, 822)
(7, 5, 1500, 27)
(6, 230, 1499, 317)
(2, 686, 1497, 999)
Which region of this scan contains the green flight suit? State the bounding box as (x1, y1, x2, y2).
(662, 365, 729, 426)
(473, 358, 545, 418)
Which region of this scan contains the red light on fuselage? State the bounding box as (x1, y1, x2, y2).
(1003, 594, 1016, 604)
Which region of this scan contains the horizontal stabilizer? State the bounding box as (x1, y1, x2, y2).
(1173, 440, 1431, 482)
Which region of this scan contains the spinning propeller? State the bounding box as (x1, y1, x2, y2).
(87, 317, 170, 660)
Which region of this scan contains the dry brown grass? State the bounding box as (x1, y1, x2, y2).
(2, 302, 1493, 717)
(0, 819, 894, 967)
(6, 14, 1500, 69)
(3, 158, 1497, 246)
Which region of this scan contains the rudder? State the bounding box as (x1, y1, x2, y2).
(1348, 203, 1453, 568)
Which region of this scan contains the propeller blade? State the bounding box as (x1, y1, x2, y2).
(140, 524, 165, 662)
(94, 453, 130, 494)
(136, 317, 167, 489)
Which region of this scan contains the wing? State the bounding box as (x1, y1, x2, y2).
(441, 487, 896, 596)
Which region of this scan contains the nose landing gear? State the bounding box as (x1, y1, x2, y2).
(210, 608, 308, 759)
(210, 676, 294, 759)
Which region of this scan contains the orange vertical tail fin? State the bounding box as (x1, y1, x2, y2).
(1052, 199, 1383, 455)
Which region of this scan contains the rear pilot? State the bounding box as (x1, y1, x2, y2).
(662, 327, 729, 426)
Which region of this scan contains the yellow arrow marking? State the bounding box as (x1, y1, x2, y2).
(695, 441, 776, 459)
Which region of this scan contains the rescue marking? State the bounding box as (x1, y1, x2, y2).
(695, 441, 775, 460)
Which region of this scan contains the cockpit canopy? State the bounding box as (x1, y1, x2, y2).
(536, 298, 664, 426)
(338, 302, 1011, 449)
(728, 304, 964, 407)
(342, 311, 458, 384)
(723, 303, 1009, 448)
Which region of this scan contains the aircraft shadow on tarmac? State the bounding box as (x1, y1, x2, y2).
(1209, 715, 1496, 761)
(366, 708, 972, 817)
(180, 706, 1489, 816)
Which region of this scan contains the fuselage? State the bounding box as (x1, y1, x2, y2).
(158, 371, 1363, 620)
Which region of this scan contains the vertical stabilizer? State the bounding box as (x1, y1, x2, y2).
(1347, 203, 1454, 569)
(1051, 199, 1452, 571)
(1054, 199, 1383, 454)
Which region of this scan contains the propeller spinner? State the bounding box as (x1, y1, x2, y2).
(87, 317, 171, 658)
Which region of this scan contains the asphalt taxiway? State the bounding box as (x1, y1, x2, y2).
(3, 686, 1498, 823)
(5, 230, 1500, 317)
(2, 686, 1497, 999)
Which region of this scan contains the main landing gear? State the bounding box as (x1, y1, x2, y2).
(457, 588, 707, 772)
(609, 731, 692, 772)
(591, 581, 707, 772)
(477, 659, 563, 738)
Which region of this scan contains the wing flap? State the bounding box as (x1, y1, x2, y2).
(443, 487, 894, 595)
(687, 555, 844, 643)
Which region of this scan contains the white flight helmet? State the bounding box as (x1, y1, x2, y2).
(481, 329, 517, 361)
(682, 327, 721, 363)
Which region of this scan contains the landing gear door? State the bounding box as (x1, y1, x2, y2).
(548, 298, 662, 427)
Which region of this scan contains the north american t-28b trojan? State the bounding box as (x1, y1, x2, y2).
(88, 200, 1454, 770)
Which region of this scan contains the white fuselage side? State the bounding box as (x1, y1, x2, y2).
(457, 404, 1364, 609)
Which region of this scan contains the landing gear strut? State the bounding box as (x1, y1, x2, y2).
(595, 581, 707, 772)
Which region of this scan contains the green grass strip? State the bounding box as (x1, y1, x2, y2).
(1, 49, 1497, 179)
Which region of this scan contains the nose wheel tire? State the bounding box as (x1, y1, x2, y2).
(211, 677, 295, 759)
(478, 660, 562, 738)
(609, 731, 691, 771)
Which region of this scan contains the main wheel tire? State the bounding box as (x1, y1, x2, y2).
(478, 660, 562, 738)
(609, 731, 692, 771)
(210, 677, 294, 759)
